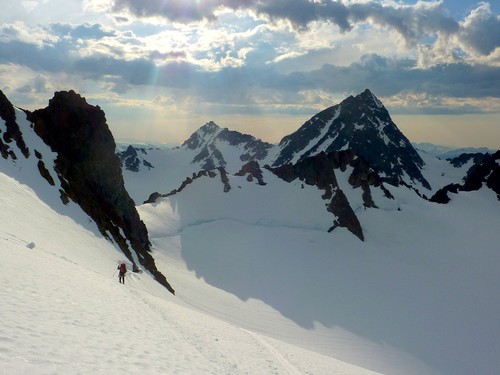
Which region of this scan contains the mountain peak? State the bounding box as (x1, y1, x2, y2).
(181, 121, 274, 170)
(182, 121, 222, 150)
(202, 120, 220, 131)
(197, 121, 222, 137)
(274, 89, 430, 189)
(358, 88, 384, 108)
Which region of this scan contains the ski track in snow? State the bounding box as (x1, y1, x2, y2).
(241, 329, 301, 375)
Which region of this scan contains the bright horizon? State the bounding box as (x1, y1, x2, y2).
(1, 0, 499, 149)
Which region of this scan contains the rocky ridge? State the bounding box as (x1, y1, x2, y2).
(431, 151, 500, 203)
(0, 90, 174, 294)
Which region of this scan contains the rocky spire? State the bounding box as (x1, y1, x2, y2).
(28, 90, 175, 294)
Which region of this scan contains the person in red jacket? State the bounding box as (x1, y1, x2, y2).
(117, 262, 127, 284)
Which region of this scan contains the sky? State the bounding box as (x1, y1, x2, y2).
(0, 0, 499, 148)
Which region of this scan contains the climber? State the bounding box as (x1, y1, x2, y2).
(117, 262, 127, 284)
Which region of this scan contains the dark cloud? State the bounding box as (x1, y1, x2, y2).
(255, 0, 350, 30)
(65, 52, 499, 111)
(110, 0, 463, 45)
(137, 54, 499, 113)
(349, 1, 459, 44)
(0, 40, 68, 72)
(112, 0, 215, 22)
(2, 22, 497, 110)
(149, 50, 187, 61)
(73, 56, 157, 85)
(303, 54, 500, 99)
(459, 3, 500, 55)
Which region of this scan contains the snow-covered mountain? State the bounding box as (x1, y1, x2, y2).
(2, 88, 500, 375)
(119, 90, 430, 191)
(120, 90, 499, 205)
(182, 120, 275, 169)
(0, 89, 174, 293)
(273, 89, 430, 190)
(117, 90, 498, 242)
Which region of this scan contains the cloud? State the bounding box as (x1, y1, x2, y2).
(17, 74, 50, 94)
(1, 2, 497, 119)
(108, 0, 460, 45)
(306, 54, 500, 99)
(110, 0, 250, 23)
(383, 92, 500, 115)
(255, 0, 351, 30)
(0, 40, 68, 72)
(458, 3, 500, 56)
(348, 1, 459, 46)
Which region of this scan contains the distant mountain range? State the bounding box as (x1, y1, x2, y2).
(412, 142, 494, 159)
(116, 89, 499, 241)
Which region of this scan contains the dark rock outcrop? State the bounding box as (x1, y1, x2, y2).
(267, 150, 396, 240)
(447, 152, 486, 168)
(27, 91, 174, 294)
(0, 90, 29, 160)
(268, 152, 365, 240)
(116, 145, 154, 173)
(430, 151, 500, 203)
(235, 161, 266, 185)
(145, 167, 229, 203)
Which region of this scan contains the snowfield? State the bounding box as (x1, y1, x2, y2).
(0, 171, 382, 375)
(136, 166, 500, 375)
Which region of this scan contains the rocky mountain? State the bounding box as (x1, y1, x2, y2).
(121, 90, 428, 194)
(117, 145, 155, 173)
(430, 151, 500, 203)
(119, 90, 431, 199)
(117, 89, 498, 242)
(0, 90, 174, 294)
(181, 121, 275, 169)
(273, 89, 430, 190)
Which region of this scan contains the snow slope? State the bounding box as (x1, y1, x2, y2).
(0, 171, 382, 374)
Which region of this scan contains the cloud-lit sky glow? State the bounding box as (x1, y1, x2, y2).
(1, 0, 499, 148)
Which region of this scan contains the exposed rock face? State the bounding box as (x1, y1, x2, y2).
(235, 161, 266, 185)
(430, 151, 500, 203)
(182, 121, 274, 169)
(117, 145, 154, 172)
(27, 91, 174, 294)
(145, 168, 229, 203)
(0, 90, 29, 160)
(447, 152, 486, 168)
(273, 89, 430, 189)
(268, 152, 365, 240)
